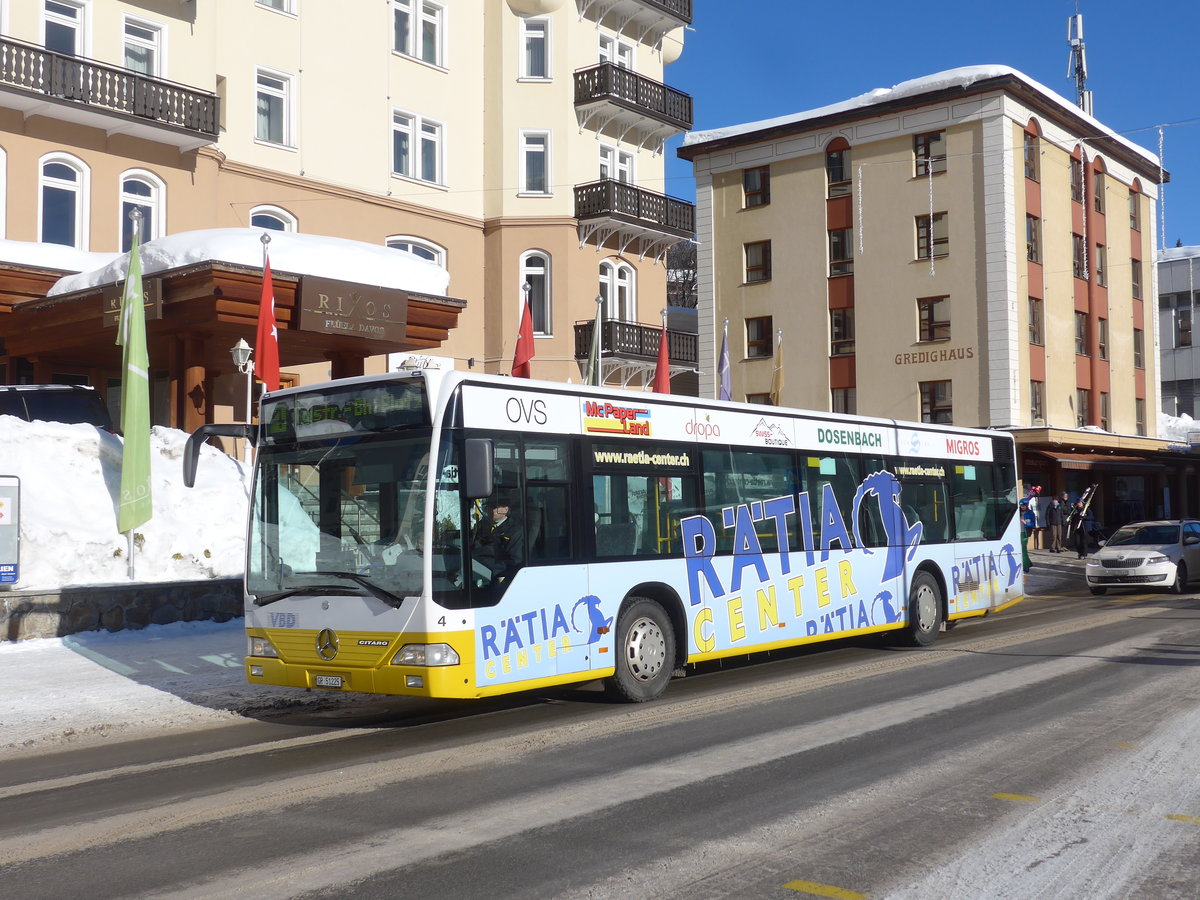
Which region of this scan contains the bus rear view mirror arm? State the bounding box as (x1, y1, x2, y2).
(184, 424, 256, 488)
(463, 437, 494, 499)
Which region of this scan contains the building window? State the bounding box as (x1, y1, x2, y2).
(746, 316, 772, 359)
(919, 380, 952, 424)
(743, 166, 770, 208)
(918, 296, 950, 342)
(1129, 190, 1141, 231)
(826, 147, 850, 198)
(746, 392, 772, 406)
(521, 18, 549, 79)
(1135, 398, 1146, 436)
(599, 144, 632, 183)
(598, 32, 633, 67)
(257, 0, 295, 11)
(250, 205, 297, 232)
(1026, 215, 1041, 263)
(44, 0, 84, 56)
(387, 235, 445, 267)
(521, 251, 551, 335)
(914, 131, 947, 177)
(1098, 318, 1108, 360)
(1028, 296, 1044, 345)
(830, 309, 855, 356)
(1095, 244, 1107, 287)
(393, 0, 444, 67)
(1134, 329, 1145, 368)
(1099, 392, 1110, 430)
(520, 131, 550, 194)
(1030, 380, 1045, 424)
(1075, 311, 1089, 355)
(1072, 234, 1086, 278)
(393, 111, 443, 184)
(599, 258, 635, 321)
(39, 155, 87, 249)
(1177, 308, 1193, 348)
(916, 213, 948, 259)
(1132, 259, 1143, 299)
(119, 171, 164, 251)
(1070, 158, 1084, 202)
(1023, 131, 1039, 181)
(1093, 170, 1105, 213)
(123, 17, 162, 76)
(831, 387, 856, 415)
(255, 68, 292, 146)
(745, 241, 771, 283)
(828, 228, 853, 276)
(1075, 389, 1090, 428)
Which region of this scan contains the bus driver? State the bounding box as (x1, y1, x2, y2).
(471, 495, 525, 583)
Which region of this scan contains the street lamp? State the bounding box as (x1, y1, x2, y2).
(230, 338, 254, 465)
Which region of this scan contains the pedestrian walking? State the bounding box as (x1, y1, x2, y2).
(1046, 496, 1065, 552)
(1070, 500, 1089, 558)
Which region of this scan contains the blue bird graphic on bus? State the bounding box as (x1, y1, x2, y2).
(572, 595, 612, 645)
(851, 470, 923, 581)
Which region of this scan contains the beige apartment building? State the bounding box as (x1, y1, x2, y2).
(680, 66, 1200, 521)
(0, 0, 696, 430)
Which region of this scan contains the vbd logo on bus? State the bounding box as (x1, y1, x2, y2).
(679, 469, 1021, 651)
(480, 594, 611, 680)
(582, 400, 651, 436)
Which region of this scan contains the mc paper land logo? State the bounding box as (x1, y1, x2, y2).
(582, 399, 651, 436)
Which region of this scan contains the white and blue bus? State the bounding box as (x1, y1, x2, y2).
(186, 370, 1024, 702)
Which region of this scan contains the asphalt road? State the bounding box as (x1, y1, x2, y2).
(2, 565, 1199, 899)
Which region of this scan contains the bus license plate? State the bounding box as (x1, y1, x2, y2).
(314, 674, 343, 689)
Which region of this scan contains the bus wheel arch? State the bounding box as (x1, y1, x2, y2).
(905, 564, 946, 647)
(604, 586, 682, 703)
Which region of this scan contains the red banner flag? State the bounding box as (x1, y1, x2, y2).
(512, 293, 534, 378)
(652, 321, 670, 394)
(256, 255, 281, 392)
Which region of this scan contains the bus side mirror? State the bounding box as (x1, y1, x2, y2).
(184, 424, 256, 487)
(463, 437, 494, 500)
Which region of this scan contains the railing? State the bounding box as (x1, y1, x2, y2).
(574, 63, 693, 131)
(0, 37, 219, 138)
(636, 0, 693, 23)
(574, 179, 695, 238)
(574, 318, 697, 365)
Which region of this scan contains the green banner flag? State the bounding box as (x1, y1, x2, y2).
(116, 220, 152, 535)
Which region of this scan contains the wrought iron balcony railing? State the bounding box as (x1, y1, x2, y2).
(574, 318, 697, 366)
(0, 36, 218, 141)
(574, 63, 693, 133)
(577, 0, 692, 27)
(574, 179, 695, 241)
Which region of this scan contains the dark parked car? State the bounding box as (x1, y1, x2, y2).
(0, 385, 116, 432)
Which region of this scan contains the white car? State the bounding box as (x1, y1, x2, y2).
(1085, 519, 1200, 595)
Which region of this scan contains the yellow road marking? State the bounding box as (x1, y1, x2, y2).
(1166, 814, 1200, 824)
(992, 792, 1040, 803)
(783, 880, 868, 899)
(1115, 742, 1136, 749)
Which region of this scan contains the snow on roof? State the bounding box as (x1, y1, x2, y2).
(682, 65, 1159, 168)
(1159, 245, 1200, 262)
(46, 228, 450, 298)
(0, 238, 119, 274)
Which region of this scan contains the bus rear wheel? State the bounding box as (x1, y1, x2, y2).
(905, 571, 943, 647)
(606, 597, 675, 703)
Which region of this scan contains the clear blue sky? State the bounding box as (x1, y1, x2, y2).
(664, 0, 1200, 248)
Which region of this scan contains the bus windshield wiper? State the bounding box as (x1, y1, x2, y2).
(253, 584, 362, 607)
(300, 570, 407, 609)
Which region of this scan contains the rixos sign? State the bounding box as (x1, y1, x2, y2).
(297, 276, 408, 343)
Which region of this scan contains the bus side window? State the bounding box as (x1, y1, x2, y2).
(804, 454, 858, 551)
(593, 472, 697, 558)
(702, 448, 797, 554)
(524, 439, 571, 561)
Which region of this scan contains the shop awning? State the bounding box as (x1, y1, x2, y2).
(1033, 450, 1164, 470)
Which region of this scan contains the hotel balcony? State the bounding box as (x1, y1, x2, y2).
(574, 63, 693, 149)
(574, 179, 695, 261)
(576, 0, 692, 44)
(574, 317, 698, 390)
(0, 37, 219, 150)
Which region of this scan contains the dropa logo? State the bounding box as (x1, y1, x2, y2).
(582, 400, 651, 436)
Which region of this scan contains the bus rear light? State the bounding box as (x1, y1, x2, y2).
(249, 637, 280, 658)
(393, 643, 460, 666)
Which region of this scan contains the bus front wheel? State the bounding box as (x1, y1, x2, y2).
(606, 597, 675, 703)
(905, 571, 943, 647)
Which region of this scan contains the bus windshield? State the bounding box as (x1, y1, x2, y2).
(248, 433, 433, 605)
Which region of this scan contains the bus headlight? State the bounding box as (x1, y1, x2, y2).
(249, 637, 280, 658)
(393, 643, 460, 666)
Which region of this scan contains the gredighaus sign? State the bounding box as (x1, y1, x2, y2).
(297, 276, 408, 343)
